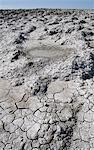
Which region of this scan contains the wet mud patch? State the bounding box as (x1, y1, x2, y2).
(26, 45, 73, 60)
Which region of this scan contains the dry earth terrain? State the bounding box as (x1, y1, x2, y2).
(0, 9, 94, 150)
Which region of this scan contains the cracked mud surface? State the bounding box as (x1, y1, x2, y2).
(0, 9, 94, 150)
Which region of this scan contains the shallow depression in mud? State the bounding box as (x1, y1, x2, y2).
(26, 45, 73, 58)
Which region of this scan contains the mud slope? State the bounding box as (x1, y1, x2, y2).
(0, 9, 94, 150)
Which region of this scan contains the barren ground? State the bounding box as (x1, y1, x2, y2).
(0, 9, 94, 150)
